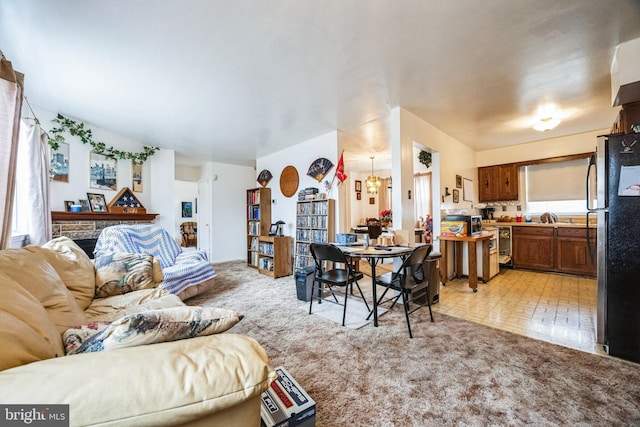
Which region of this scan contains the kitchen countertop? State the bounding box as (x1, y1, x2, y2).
(483, 220, 596, 228)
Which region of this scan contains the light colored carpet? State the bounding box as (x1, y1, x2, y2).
(300, 296, 388, 329)
(188, 261, 640, 426)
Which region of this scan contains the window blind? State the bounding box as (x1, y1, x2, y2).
(526, 158, 589, 202)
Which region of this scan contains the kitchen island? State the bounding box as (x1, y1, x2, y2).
(439, 229, 498, 292)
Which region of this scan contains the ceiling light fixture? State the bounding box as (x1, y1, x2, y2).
(533, 103, 561, 131)
(366, 156, 381, 194)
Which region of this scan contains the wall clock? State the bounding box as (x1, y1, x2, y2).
(307, 157, 334, 182)
(279, 165, 299, 198)
(257, 169, 273, 187)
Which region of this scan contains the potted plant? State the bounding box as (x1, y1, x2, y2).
(380, 209, 392, 227)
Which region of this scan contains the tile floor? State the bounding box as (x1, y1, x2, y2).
(431, 267, 605, 355)
(360, 262, 602, 355)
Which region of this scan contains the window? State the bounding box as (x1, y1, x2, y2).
(525, 158, 595, 214)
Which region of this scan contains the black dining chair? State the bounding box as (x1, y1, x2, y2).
(367, 218, 382, 240)
(372, 244, 434, 338)
(309, 243, 370, 326)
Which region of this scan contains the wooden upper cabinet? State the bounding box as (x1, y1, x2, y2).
(478, 167, 499, 202)
(478, 163, 519, 202)
(499, 164, 518, 200)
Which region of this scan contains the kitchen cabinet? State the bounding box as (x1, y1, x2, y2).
(512, 226, 555, 270)
(478, 163, 519, 202)
(556, 228, 597, 276)
(611, 101, 640, 134)
(512, 225, 596, 276)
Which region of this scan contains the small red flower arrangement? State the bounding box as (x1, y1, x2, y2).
(380, 209, 392, 226)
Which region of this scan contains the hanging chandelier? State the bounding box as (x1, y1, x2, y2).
(366, 156, 381, 194)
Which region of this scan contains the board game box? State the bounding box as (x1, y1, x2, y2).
(260, 366, 316, 427)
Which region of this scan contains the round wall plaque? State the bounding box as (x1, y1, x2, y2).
(279, 165, 299, 198)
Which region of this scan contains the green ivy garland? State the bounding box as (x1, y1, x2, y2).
(47, 114, 160, 163)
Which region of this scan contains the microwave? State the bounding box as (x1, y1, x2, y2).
(443, 215, 483, 236)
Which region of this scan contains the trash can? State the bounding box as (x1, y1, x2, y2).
(295, 266, 316, 301)
(426, 252, 442, 304)
(412, 252, 441, 305)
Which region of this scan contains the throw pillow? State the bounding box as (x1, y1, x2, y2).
(62, 322, 111, 355)
(95, 253, 155, 298)
(67, 306, 243, 354)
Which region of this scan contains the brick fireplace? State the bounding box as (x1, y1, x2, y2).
(51, 211, 158, 257)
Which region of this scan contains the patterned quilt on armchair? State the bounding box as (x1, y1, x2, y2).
(94, 224, 216, 298)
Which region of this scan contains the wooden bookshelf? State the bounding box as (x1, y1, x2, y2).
(246, 188, 272, 268)
(257, 236, 293, 278)
(294, 198, 335, 270)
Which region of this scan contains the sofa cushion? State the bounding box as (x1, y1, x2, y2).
(85, 287, 185, 322)
(67, 306, 243, 354)
(95, 252, 155, 297)
(29, 237, 96, 310)
(0, 271, 65, 371)
(0, 249, 87, 333)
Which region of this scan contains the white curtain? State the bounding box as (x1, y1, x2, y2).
(17, 121, 51, 245)
(378, 178, 392, 214)
(0, 55, 24, 249)
(414, 173, 432, 220)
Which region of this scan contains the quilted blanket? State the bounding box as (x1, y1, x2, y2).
(94, 224, 217, 297)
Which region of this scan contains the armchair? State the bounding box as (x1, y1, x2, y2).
(94, 224, 216, 300)
(180, 221, 198, 247)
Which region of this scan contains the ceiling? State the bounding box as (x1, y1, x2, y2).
(2, 1, 640, 172)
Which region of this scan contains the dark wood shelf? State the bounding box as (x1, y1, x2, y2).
(51, 211, 158, 221)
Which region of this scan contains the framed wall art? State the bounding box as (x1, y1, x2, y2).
(456, 175, 462, 188)
(369, 197, 375, 205)
(132, 162, 143, 192)
(90, 152, 117, 191)
(453, 189, 460, 203)
(182, 201, 193, 218)
(356, 192, 362, 201)
(87, 193, 107, 212)
(50, 141, 69, 182)
(355, 180, 362, 192)
(78, 199, 91, 212)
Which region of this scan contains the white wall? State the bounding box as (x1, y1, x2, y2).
(347, 170, 386, 227)
(175, 164, 202, 182)
(398, 108, 478, 251)
(475, 129, 606, 166)
(35, 105, 178, 230)
(37, 105, 152, 212)
(148, 147, 176, 234)
(257, 131, 340, 238)
(199, 162, 255, 263)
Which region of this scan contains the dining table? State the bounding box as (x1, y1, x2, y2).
(336, 244, 414, 327)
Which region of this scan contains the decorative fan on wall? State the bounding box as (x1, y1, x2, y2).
(257, 169, 273, 187)
(307, 157, 334, 182)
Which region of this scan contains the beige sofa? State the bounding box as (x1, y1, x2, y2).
(0, 237, 276, 426)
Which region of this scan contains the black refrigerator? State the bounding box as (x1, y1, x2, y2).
(587, 133, 640, 363)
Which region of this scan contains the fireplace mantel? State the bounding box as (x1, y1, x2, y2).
(51, 211, 158, 221)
